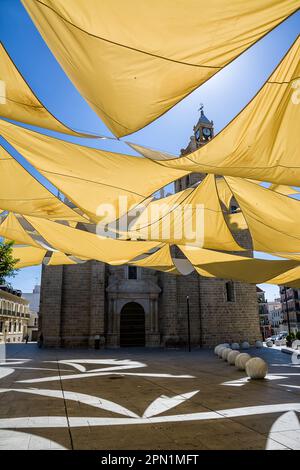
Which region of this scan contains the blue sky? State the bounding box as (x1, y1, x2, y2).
(0, 0, 299, 299)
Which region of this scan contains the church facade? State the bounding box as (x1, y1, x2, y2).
(39, 109, 261, 349)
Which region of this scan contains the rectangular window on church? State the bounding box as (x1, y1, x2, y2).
(128, 266, 138, 280)
(225, 281, 235, 302)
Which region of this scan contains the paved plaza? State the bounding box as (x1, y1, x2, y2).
(0, 344, 299, 450)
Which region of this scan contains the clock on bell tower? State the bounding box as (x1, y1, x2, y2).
(193, 104, 214, 146)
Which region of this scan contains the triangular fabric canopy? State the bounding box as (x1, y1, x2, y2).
(23, 215, 161, 265)
(128, 143, 177, 161)
(0, 145, 88, 221)
(129, 175, 243, 251)
(267, 265, 300, 288)
(0, 120, 188, 223)
(0, 42, 91, 136)
(216, 178, 234, 210)
(225, 212, 248, 232)
(134, 37, 300, 186)
(130, 245, 195, 275)
(0, 212, 41, 248)
(44, 251, 78, 266)
(12, 246, 47, 268)
(225, 177, 300, 256)
(21, 0, 299, 137)
(268, 184, 299, 196)
(178, 245, 299, 284)
(129, 245, 180, 274)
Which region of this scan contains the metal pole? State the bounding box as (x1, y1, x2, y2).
(187, 295, 191, 352)
(284, 286, 291, 335)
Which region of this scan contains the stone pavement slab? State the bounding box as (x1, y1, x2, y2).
(0, 344, 299, 450)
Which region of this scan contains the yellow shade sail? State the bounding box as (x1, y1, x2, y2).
(225, 212, 248, 232)
(0, 212, 41, 248)
(267, 265, 300, 288)
(216, 178, 234, 210)
(178, 245, 299, 284)
(0, 145, 88, 222)
(129, 175, 243, 251)
(268, 184, 299, 196)
(45, 251, 77, 266)
(24, 215, 161, 265)
(12, 246, 46, 268)
(21, 0, 299, 137)
(0, 120, 187, 223)
(225, 177, 300, 255)
(0, 42, 91, 136)
(129, 245, 179, 274)
(141, 37, 300, 186)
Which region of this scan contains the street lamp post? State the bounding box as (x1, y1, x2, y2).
(284, 286, 291, 335)
(186, 295, 191, 352)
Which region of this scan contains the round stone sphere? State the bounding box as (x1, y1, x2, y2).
(214, 344, 226, 355)
(231, 343, 240, 350)
(255, 340, 263, 348)
(217, 346, 227, 358)
(266, 340, 273, 347)
(245, 357, 268, 379)
(227, 350, 240, 365)
(241, 341, 250, 350)
(222, 348, 232, 361)
(235, 353, 251, 371)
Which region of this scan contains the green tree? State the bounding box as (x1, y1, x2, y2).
(0, 241, 19, 285)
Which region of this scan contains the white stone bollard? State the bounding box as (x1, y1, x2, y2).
(241, 341, 250, 350)
(235, 353, 251, 371)
(227, 350, 240, 365)
(215, 344, 226, 355)
(218, 346, 227, 358)
(222, 348, 232, 361)
(255, 340, 263, 348)
(245, 357, 268, 379)
(231, 343, 240, 350)
(266, 340, 273, 347)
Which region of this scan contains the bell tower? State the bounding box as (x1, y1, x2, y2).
(175, 104, 214, 192)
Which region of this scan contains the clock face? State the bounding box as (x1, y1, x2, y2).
(195, 129, 200, 141)
(203, 127, 211, 137)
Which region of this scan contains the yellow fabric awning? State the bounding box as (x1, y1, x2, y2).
(0, 145, 88, 222)
(0, 42, 91, 136)
(45, 251, 77, 266)
(267, 265, 300, 288)
(21, 0, 299, 137)
(129, 175, 243, 251)
(129, 245, 179, 274)
(136, 37, 300, 186)
(268, 184, 299, 196)
(0, 212, 41, 248)
(225, 177, 300, 255)
(12, 246, 46, 268)
(0, 120, 187, 223)
(178, 245, 299, 284)
(24, 215, 161, 265)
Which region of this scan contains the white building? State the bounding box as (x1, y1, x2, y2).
(267, 298, 283, 334)
(22, 285, 40, 341)
(0, 287, 30, 343)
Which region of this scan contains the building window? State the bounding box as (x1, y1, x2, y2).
(225, 281, 235, 302)
(128, 266, 138, 280)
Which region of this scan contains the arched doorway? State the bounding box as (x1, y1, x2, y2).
(120, 302, 145, 347)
